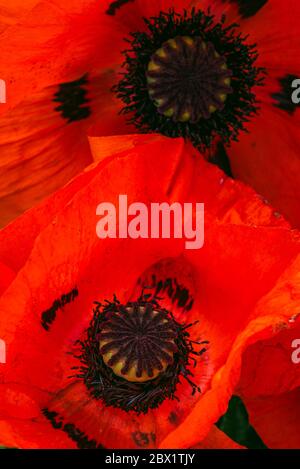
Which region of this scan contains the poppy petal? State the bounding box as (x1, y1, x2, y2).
(0, 262, 15, 295)
(0, 87, 93, 227)
(159, 253, 300, 448)
(0, 419, 76, 449)
(241, 388, 300, 449)
(193, 425, 244, 449)
(45, 381, 157, 449)
(239, 322, 300, 398)
(244, 0, 300, 73)
(0, 0, 126, 112)
(1, 136, 300, 449)
(0, 134, 182, 271)
(0, 0, 39, 34)
(236, 267, 300, 449)
(228, 107, 300, 228)
(0, 383, 50, 420)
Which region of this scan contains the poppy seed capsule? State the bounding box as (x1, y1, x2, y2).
(147, 36, 233, 123)
(115, 9, 263, 149)
(99, 305, 178, 383)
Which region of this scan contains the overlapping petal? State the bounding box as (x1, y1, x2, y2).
(0, 135, 299, 448)
(0, 0, 299, 227)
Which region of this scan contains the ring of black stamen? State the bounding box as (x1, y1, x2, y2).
(72, 294, 204, 413)
(114, 9, 265, 150)
(147, 36, 233, 123)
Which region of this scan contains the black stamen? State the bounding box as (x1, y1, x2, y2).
(72, 294, 205, 414)
(114, 9, 264, 150)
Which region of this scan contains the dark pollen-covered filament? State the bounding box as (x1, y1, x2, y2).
(99, 303, 178, 382)
(147, 36, 233, 122)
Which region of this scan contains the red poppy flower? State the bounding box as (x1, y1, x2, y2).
(0, 134, 299, 449)
(0, 0, 299, 228)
